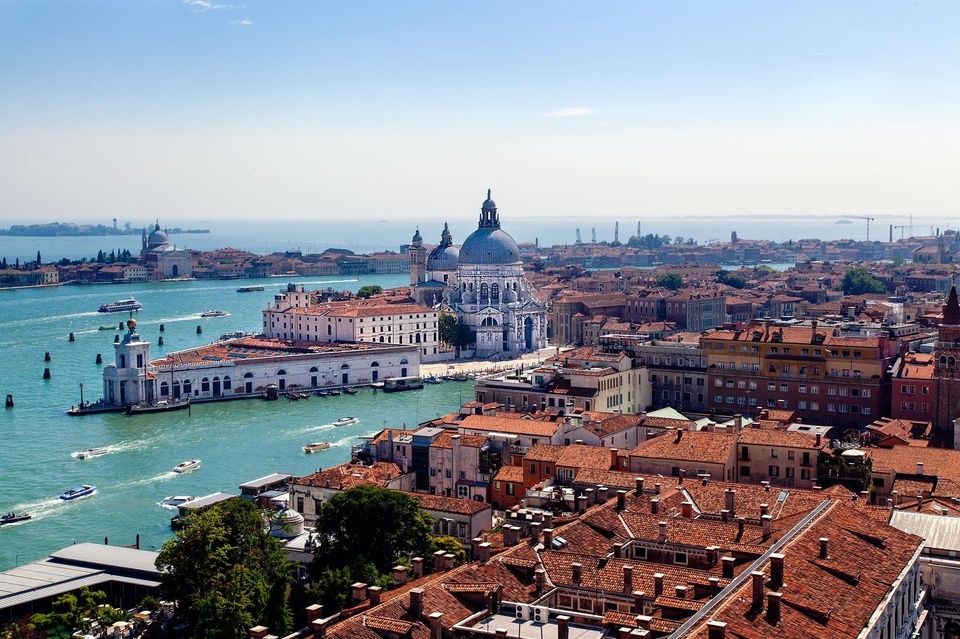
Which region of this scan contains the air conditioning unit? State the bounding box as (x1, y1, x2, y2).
(514, 604, 529, 620)
(531, 606, 548, 623)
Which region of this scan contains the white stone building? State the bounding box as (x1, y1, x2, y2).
(139, 222, 192, 279)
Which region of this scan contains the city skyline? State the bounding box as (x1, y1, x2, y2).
(2, 1, 959, 223)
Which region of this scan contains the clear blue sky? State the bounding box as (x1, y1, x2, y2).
(1, 1, 958, 224)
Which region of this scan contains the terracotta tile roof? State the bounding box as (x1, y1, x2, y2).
(629, 430, 738, 465)
(556, 444, 615, 471)
(430, 431, 488, 449)
(492, 465, 524, 483)
(866, 447, 960, 487)
(412, 494, 491, 516)
(459, 415, 559, 437)
(524, 444, 566, 462)
(572, 469, 661, 491)
(293, 461, 405, 489)
(738, 428, 824, 449)
(681, 481, 828, 521)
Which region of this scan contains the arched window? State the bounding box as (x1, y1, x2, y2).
(223, 375, 231, 390)
(490, 283, 500, 303)
(415, 333, 421, 343)
(481, 317, 499, 326)
(201, 377, 210, 392)
(277, 369, 287, 376)
(371, 361, 379, 367)
(941, 356, 948, 365)
(341, 364, 350, 370)
(310, 367, 319, 372)
(479, 283, 489, 303)
(244, 372, 254, 379)
(950, 357, 956, 368)
(400, 359, 408, 365)
(160, 381, 169, 396)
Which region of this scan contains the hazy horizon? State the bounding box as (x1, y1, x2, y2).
(2, 2, 959, 224)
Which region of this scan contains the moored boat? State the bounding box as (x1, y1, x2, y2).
(127, 396, 190, 415)
(173, 459, 201, 473)
(236, 286, 265, 292)
(59, 485, 96, 500)
(302, 442, 331, 453)
(424, 374, 442, 384)
(0, 512, 32, 525)
(334, 417, 359, 427)
(74, 447, 109, 459)
(98, 299, 142, 313)
(159, 495, 196, 508)
(343, 387, 358, 395)
(97, 325, 119, 331)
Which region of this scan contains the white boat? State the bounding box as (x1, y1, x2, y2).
(59, 485, 96, 500)
(200, 310, 229, 318)
(173, 459, 201, 473)
(302, 442, 331, 453)
(334, 417, 359, 427)
(424, 374, 443, 384)
(98, 298, 142, 313)
(74, 447, 109, 459)
(159, 495, 196, 508)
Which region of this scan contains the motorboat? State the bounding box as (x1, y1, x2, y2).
(159, 495, 196, 508)
(236, 286, 265, 292)
(127, 396, 190, 415)
(59, 485, 96, 500)
(98, 298, 142, 313)
(424, 374, 443, 384)
(173, 459, 201, 473)
(97, 325, 119, 331)
(334, 417, 359, 427)
(74, 447, 109, 459)
(200, 310, 229, 318)
(343, 387, 358, 395)
(0, 512, 32, 525)
(302, 442, 331, 453)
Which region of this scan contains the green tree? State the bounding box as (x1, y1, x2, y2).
(356, 285, 383, 299)
(654, 272, 683, 290)
(31, 587, 109, 637)
(156, 498, 293, 639)
(716, 270, 746, 289)
(431, 536, 467, 567)
(36, 250, 41, 265)
(841, 267, 887, 295)
(438, 313, 460, 348)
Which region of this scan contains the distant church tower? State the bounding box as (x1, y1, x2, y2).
(934, 286, 960, 443)
(409, 228, 426, 286)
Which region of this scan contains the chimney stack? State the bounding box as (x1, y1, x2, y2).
(393, 565, 408, 586)
(433, 550, 447, 572)
(429, 612, 443, 639)
(759, 503, 769, 517)
(658, 521, 668, 543)
(409, 588, 424, 619)
(535, 568, 546, 594)
(707, 620, 727, 639)
(654, 482, 661, 494)
(586, 488, 596, 504)
(762, 514, 773, 538)
(530, 522, 542, 545)
(610, 448, 620, 470)
(654, 573, 664, 598)
(623, 565, 634, 593)
(368, 586, 382, 606)
(572, 562, 582, 586)
(472, 537, 482, 558)
(635, 477, 644, 495)
(815, 433, 822, 447)
(479, 542, 492, 562)
(351, 582, 367, 603)
(617, 489, 627, 511)
(917, 462, 925, 475)
(767, 592, 782, 622)
(503, 526, 521, 547)
(721, 556, 736, 579)
(651, 497, 660, 515)
(576, 494, 587, 513)
(819, 537, 829, 559)
(635, 615, 652, 630)
(681, 501, 693, 518)
(305, 605, 323, 623)
(724, 488, 736, 516)
(675, 585, 688, 599)
(708, 577, 721, 597)
(769, 553, 784, 587)
(633, 591, 646, 614)
(412, 557, 424, 578)
(751, 572, 765, 611)
(720, 509, 731, 523)
(495, 629, 508, 638)
(557, 615, 570, 639)
(249, 626, 268, 639)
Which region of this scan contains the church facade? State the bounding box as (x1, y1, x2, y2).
(140, 222, 192, 279)
(410, 191, 547, 358)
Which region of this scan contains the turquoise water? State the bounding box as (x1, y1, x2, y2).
(0, 274, 469, 570)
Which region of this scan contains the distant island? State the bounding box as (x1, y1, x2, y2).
(0, 223, 209, 237)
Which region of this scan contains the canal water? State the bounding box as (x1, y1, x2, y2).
(0, 274, 470, 570)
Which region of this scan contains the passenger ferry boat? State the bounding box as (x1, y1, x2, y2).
(302, 442, 331, 453)
(59, 485, 96, 500)
(98, 298, 142, 313)
(173, 459, 201, 473)
(382, 376, 424, 393)
(236, 286, 265, 292)
(200, 309, 229, 318)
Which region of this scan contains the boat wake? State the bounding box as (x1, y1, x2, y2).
(120, 471, 178, 488)
(4, 498, 64, 522)
(293, 423, 337, 435)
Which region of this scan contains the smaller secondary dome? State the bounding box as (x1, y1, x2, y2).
(147, 222, 168, 246)
(126, 318, 138, 331)
(412, 228, 423, 243)
(427, 222, 458, 270)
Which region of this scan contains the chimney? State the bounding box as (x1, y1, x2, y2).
(368, 586, 382, 606)
(737, 518, 745, 540)
(708, 576, 721, 597)
(917, 462, 925, 475)
(310, 618, 329, 639)
(617, 490, 627, 511)
(503, 526, 520, 547)
(535, 568, 546, 594)
(721, 556, 735, 579)
(815, 433, 822, 447)
(635, 615, 652, 630)
(724, 488, 736, 516)
(892, 490, 900, 506)
(654, 482, 661, 494)
(658, 521, 668, 543)
(572, 562, 582, 586)
(409, 588, 424, 619)
(443, 553, 455, 571)
(623, 565, 634, 593)
(751, 571, 765, 611)
(544, 513, 553, 529)
(633, 591, 646, 614)
(429, 612, 443, 639)
(412, 557, 424, 578)
(393, 565, 408, 586)
(819, 537, 829, 559)
(619, 628, 632, 639)
(707, 620, 727, 639)
(249, 626, 268, 639)
(654, 573, 665, 597)
(557, 615, 570, 639)
(759, 503, 769, 517)
(351, 582, 368, 603)
(530, 522, 542, 545)
(675, 585, 688, 599)
(576, 494, 588, 513)
(433, 550, 447, 571)
(610, 448, 620, 470)
(769, 553, 784, 587)
(635, 477, 644, 495)
(681, 501, 693, 518)
(471, 537, 483, 558)
(767, 592, 782, 622)
(761, 514, 772, 538)
(305, 605, 323, 623)
(651, 497, 660, 515)
(720, 509, 730, 523)
(479, 542, 492, 562)
(586, 488, 596, 504)
(495, 630, 508, 638)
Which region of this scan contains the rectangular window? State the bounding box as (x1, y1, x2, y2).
(787, 450, 795, 460)
(768, 383, 777, 391)
(445, 469, 452, 478)
(827, 403, 836, 412)
(740, 465, 751, 477)
(674, 552, 688, 565)
(801, 469, 811, 480)
(769, 465, 780, 477)
(780, 383, 788, 392)
(798, 400, 807, 409)
(798, 385, 807, 394)
(786, 467, 795, 479)
(771, 449, 778, 458)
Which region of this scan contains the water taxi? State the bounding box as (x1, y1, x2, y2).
(302, 442, 331, 453)
(0, 512, 32, 525)
(173, 459, 201, 473)
(159, 496, 196, 508)
(59, 485, 96, 500)
(98, 298, 142, 313)
(334, 417, 359, 427)
(74, 447, 109, 459)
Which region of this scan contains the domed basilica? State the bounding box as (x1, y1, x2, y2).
(410, 190, 546, 357)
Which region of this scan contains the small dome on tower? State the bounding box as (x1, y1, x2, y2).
(412, 228, 423, 243)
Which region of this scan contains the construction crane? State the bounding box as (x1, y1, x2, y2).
(842, 215, 875, 241)
(892, 225, 908, 241)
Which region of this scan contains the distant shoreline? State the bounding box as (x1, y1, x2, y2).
(0, 223, 209, 237)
